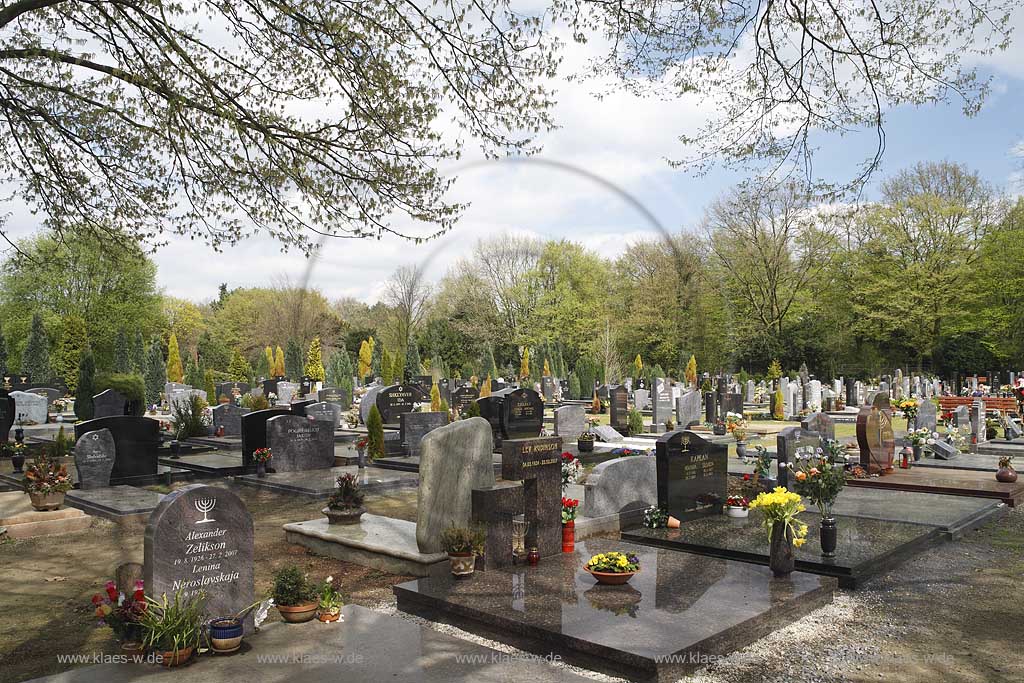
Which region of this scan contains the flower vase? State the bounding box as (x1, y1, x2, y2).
(912, 445, 922, 461)
(996, 466, 1018, 483)
(819, 516, 837, 558)
(769, 523, 795, 576)
(735, 441, 748, 458)
(561, 521, 575, 553)
(10, 450, 25, 473)
(256, 462, 267, 478)
(356, 448, 367, 469)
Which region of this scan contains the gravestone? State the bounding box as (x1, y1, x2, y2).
(608, 385, 628, 431)
(856, 392, 896, 474)
(593, 425, 625, 443)
(73, 429, 116, 490)
(275, 381, 298, 404)
(596, 384, 610, 400)
(359, 384, 384, 424)
(800, 411, 836, 442)
(289, 399, 315, 415)
(541, 376, 555, 403)
(953, 405, 970, 428)
(676, 390, 701, 428)
(266, 415, 334, 472)
(164, 382, 189, 402)
(915, 398, 938, 432)
(28, 387, 63, 407)
(318, 386, 351, 409)
(167, 388, 206, 412)
(240, 407, 291, 469)
(930, 439, 959, 460)
(261, 379, 278, 401)
(971, 400, 987, 444)
(74, 416, 160, 483)
(746, 380, 755, 403)
(304, 401, 342, 429)
(451, 386, 480, 416)
(634, 389, 650, 411)
(501, 437, 562, 557)
(807, 380, 822, 410)
(500, 388, 544, 441)
(704, 391, 717, 423)
(582, 455, 657, 519)
(651, 378, 673, 429)
(145, 484, 254, 632)
(416, 418, 496, 554)
(655, 430, 728, 522)
(553, 404, 587, 439)
(724, 392, 744, 416)
(780, 378, 791, 417)
(212, 403, 248, 437)
(776, 427, 825, 489)
(11, 390, 47, 424)
(477, 388, 513, 449)
(376, 384, 418, 425)
(0, 389, 14, 441)
(2, 374, 32, 392)
(215, 382, 250, 403)
(400, 411, 448, 457)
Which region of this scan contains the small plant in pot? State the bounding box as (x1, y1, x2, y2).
(22, 453, 73, 511)
(271, 566, 318, 623)
(578, 420, 596, 452)
(316, 576, 343, 622)
(724, 495, 750, 518)
(584, 551, 640, 585)
(322, 473, 366, 525)
(139, 590, 206, 667)
(996, 456, 1018, 483)
(440, 525, 485, 577)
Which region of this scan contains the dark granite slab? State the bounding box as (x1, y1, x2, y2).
(913, 452, 1005, 472)
(395, 539, 835, 682)
(624, 512, 940, 588)
(234, 465, 418, 498)
(828, 487, 1005, 538)
(845, 468, 1024, 506)
(157, 452, 246, 476)
(65, 485, 165, 519)
(372, 453, 503, 474)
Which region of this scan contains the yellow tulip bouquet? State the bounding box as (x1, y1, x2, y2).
(748, 487, 809, 549)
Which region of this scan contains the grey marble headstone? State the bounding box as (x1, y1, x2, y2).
(416, 417, 495, 554)
(167, 389, 207, 410)
(144, 484, 254, 632)
(28, 387, 63, 406)
(304, 401, 342, 429)
(212, 403, 249, 437)
(746, 380, 755, 402)
(73, 429, 116, 490)
(593, 425, 625, 443)
(800, 411, 835, 442)
(553, 404, 587, 438)
(360, 384, 384, 424)
(953, 405, 970, 428)
(807, 380, 822, 409)
(633, 389, 650, 411)
(970, 400, 987, 444)
(400, 411, 448, 457)
(915, 398, 937, 432)
(275, 381, 298, 404)
(582, 455, 656, 519)
(163, 383, 189, 403)
(675, 390, 701, 428)
(930, 439, 959, 460)
(11, 390, 47, 424)
(651, 378, 673, 428)
(266, 414, 334, 472)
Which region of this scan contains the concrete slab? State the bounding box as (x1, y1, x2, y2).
(0, 491, 92, 538)
(284, 514, 446, 576)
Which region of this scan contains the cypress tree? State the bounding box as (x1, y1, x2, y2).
(263, 346, 274, 377)
(273, 345, 285, 378)
(131, 331, 146, 374)
(114, 328, 131, 373)
(203, 368, 217, 402)
(357, 339, 372, 383)
(227, 349, 253, 382)
(21, 313, 51, 381)
(568, 372, 581, 401)
(0, 324, 8, 375)
(144, 340, 165, 405)
(482, 346, 497, 379)
(285, 339, 303, 380)
(54, 315, 88, 392)
(381, 347, 394, 384)
(75, 350, 96, 420)
(404, 339, 421, 381)
(430, 382, 441, 412)
(304, 337, 326, 382)
(366, 404, 384, 459)
(166, 333, 184, 383)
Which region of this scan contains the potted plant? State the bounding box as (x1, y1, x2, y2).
(316, 576, 343, 622)
(322, 473, 366, 525)
(440, 525, 485, 577)
(726, 412, 749, 456)
(91, 579, 146, 652)
(578, 421, 596, 452)
(271, 567, 318, 623)
(996, 456, 1018, 483)
(788, 450, 846, 558)
(724, 495, 750, 518)
(584, 551, 640, 585)
(139, 590, 205, 667)
(561, 497, 579, 552)
(663, 418, 675, 432)
(905, 428, 936, 461)
(642, 505, 668, 529)
(985, 418, 1000, 442)
(22, 454, 73, 511)
(560, 451, 582, 492)
(748, 488, 809, 575)
(253, 447, 272, 478)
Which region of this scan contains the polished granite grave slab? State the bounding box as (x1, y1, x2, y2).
(844, 467, 1024, 506)
(157, 451, 245, 475)
(911, 452, 1005, 472)
(623, 511, 940, 588)
(828, 487, 1005, 538)
(234, 465, 417, 497)
(285, 513, 447, 576)
(65, 485, 165, 520)
(395, 539, 835, 682)
(976, 441, 1024, 457)
(373, 452, 503, 473)
(26, 604, 593, 683)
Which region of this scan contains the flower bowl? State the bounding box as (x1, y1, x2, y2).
(584, 568, 638, 585)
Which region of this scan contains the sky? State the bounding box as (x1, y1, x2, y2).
(4, 8, 1024, 305)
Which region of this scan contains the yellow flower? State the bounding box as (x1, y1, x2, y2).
(794, 538, 806, 548)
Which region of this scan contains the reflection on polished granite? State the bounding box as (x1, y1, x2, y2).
(234, 465, 417, 497)
(157, 452, 245, 474)
(373, 453, 503, 473)
(914, 452, 1006, 472)
(829, 487, 1004, 536)
(65, 485, 165, 518)
(845, 467, 1024, 505)
(395, 539, 835, 681)
(624, 511, 940, 588)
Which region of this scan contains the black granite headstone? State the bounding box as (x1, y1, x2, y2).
(73, 428, 116, 490)
(0, 389, 13, 441)
(776, 426, 825, 489)
(609, 385, 629, 431)
(212, 403, 249, 437)
(144, 484, 254, 632)
(400, 411, 448, 457)
(289, 399, 315, 415)
(501, 388, 544, 441)
(501, 436, 562, 558)
(266, 414, 334, 472)
(656, 430, 728, 522)
(376, 384, 417, 425)
(74, 416, 160, 483)
(541, 376, 555, 402)
(451, 386, 480, 416)
(261, 379, 279, 400)
(93, 388, 130, 418)
(318, 386, 351, 409)
(215, 382, 250, 402)
(240, 407, 291, 469)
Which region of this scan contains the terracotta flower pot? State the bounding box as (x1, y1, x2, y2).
(156, 646, 194, 667)
(28, 491, 65, 511)
(318, 609, 341, 623)
(584, 568, 638, 585)
(277, 602, 318, 623)
(449, 552, 475, 577)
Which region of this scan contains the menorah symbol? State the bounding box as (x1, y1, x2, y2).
(679, 435, 690, 453)
(194, 498, 216, 524)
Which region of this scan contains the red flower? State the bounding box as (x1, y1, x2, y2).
(561, 497, 579, 508)
(743, 473, 751, 481)
(105, 581, 118, 602)
(91, 594, 104, 605)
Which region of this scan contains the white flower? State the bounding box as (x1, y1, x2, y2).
(326, 576, 333, 583)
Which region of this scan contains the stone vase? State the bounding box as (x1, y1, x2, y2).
(769, 522, 795, 576)
(912, 445, 923, 461)
(256, 462, 267, 478)
(356, 448, 367, 469)
(29, 491, 65, 511)
(10, 450, 25, 473)
(735, 441, 748, 458)
(819, 516, 837, 558)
